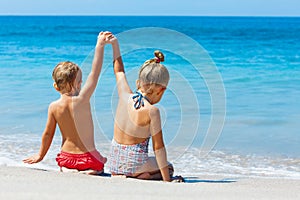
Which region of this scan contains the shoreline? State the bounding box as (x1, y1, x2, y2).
(0, 166, 299, 200)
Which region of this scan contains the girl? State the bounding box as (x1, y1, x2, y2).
(109, 35, 180, 182)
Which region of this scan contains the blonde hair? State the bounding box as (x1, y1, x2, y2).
(138, 50, 170, 88)
(52, 61, 80, 93)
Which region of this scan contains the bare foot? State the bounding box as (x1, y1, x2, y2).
(171, 175, 185, 183)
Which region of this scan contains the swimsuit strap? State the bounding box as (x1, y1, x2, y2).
(132, 91, 150, 109)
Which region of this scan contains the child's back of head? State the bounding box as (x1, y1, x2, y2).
(52, 61, 81, 94)
(137, 50, 170, 92)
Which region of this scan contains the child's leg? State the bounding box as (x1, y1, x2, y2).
(97, 152, 107, 164)
(92, 150, 107, 164)
(134, 157, 173, 180)
(78, 169, 104, 175)
(60, 167, 103, 175)
(60, 167, 79, 173)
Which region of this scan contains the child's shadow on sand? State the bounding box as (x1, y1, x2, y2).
(99, 173, 236, 183)
(100, 172, 112, 177)
(183, 177, 237, 183)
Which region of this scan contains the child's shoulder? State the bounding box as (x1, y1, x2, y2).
(48, 98, 63, 110)
(48, 100, 58, 110)
(148, 104, 160, 116)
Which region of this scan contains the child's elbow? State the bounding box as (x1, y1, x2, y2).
(153, 144, 166, 154)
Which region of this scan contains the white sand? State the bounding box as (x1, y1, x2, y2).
(0, 166, 299, 200)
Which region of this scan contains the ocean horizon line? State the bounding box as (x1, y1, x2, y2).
(0, 14, 299, 18)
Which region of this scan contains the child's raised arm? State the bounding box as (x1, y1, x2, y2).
(79, 31, 112, 101)
(110, 36, 132, 96)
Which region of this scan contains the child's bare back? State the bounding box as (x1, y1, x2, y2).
(49, 95, 95, 154)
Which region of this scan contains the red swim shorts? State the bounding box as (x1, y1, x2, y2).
(56, 150, 105, 171)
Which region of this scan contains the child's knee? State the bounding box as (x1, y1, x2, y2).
(168, 163, 174, 176)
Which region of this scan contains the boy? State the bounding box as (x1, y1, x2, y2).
(23, 31, 112, 174)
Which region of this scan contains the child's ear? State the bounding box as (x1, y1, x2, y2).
(53, 82, 60, 91)
(157, 86, 166, 95)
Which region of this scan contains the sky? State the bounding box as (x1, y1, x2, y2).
(0, 0, 299, 16)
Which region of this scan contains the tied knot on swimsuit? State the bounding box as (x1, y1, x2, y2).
(132, 91, 149, 109)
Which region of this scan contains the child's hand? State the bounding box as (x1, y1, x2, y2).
(97, 31, 114, 46)
(23, 154, 43, 164)
(106, 34, 118, 45)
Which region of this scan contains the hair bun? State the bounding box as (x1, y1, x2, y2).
(154, 50, 164, 63)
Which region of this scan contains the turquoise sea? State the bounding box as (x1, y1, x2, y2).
(0, 16, 299, 178)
